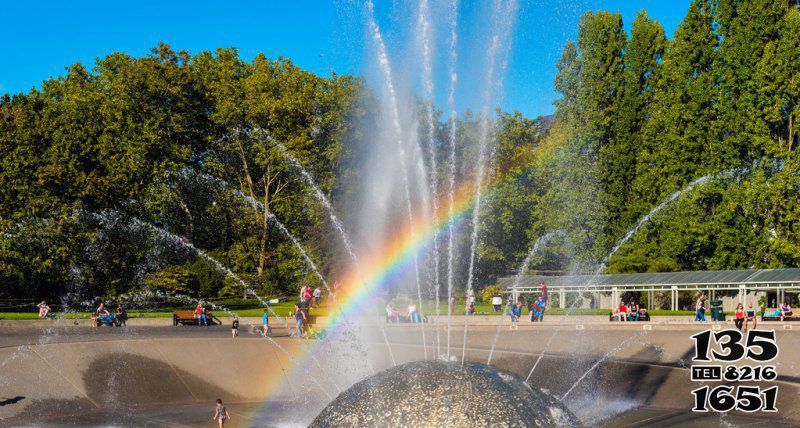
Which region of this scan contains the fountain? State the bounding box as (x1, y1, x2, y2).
(3, 1, 799, 427)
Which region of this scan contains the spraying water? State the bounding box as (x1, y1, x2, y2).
(462, 0, 519, 364)
(525, 169, 741, 382)
(188, 170, 330, 290)
(254, 130, 360, 268)
(445, 0, 460, 360)
(90, 211, 294, 334)
(486, 230, 564, 365)
(561, 329, 652, 401)
(416, 0, 442, 358)
(366, 0, 427, 360)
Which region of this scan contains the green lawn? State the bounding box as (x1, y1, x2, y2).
(0, 303, 701, 321)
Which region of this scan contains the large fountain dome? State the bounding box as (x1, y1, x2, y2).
(310, 360, 581, 428)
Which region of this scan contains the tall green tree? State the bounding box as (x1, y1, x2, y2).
(602, 11, 667, 237)
(755, 7, 800, 152)
(714, 0, 788, 161)
(635, 0, 718, 206)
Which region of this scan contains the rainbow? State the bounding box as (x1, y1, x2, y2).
(250, 177, 500, 422)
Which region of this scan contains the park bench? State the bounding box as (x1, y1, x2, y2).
(761, 308, 800, 322)
(608, 311, 650, 322)
(173, 310, 219, 326)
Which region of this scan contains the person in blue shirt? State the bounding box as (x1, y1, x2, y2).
(509, 301, 522, 323)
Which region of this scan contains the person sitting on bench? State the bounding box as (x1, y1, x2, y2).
(628, 300, 640, 321)
(195, 304, 208, 326)
(780, 302, 793, 321)
(386, 302, 399, 323)
(745, 302, 757, 330)
(617, 300, 628, 322)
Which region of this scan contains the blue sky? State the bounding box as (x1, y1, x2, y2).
(1, 1, 691, 118)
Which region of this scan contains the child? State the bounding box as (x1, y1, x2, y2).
(509, 302, 521, 323)
(37, 301, 51, 318)
(231, 317, 239, 338)
(213, 398, 230, 427)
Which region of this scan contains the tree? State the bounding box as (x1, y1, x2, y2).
(602, 11, 667, 240)
(755, 8, 800, 153)
(634, 0, 718, 207)
(714, 0, 788, 161)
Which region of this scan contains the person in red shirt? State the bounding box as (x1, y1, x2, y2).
(540, 282, 548, 305)
(734, 303, 745, 331)
(617, 301, 628, 322)
(195, 304, 208, 326)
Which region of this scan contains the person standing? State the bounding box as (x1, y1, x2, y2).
(448, 295, 456, 315)
(294, 303, 307, 338)
(212, 398, 230, 428)
(509, 302, 521, 325)
(695, 294, 706, 322)
(331, 281, 340, 306)
(540, 282, 548, 305)
(533, 295, 546, 322)
(408, 300, 420, 323)
(299, 285, 309, 305)
(231, 317, 239, 338)
(313, 287, 322, 308)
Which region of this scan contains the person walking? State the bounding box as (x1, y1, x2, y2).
(695, 294, 706, 322)
(212, 398, 230, 427)
(231, 317, 239, 338)
(408, 300, 420, 323)
(734, 303, 745, 331)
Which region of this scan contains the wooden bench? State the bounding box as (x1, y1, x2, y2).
(173, 310, 219, 326)
(761, 308, 800, 322)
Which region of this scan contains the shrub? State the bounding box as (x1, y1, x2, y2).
(481, 285, 503, 303)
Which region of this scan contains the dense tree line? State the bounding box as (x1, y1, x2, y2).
(0, 44, 361, 302)
(2, 0, 800, 303)
(479, 0, 800, 279)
